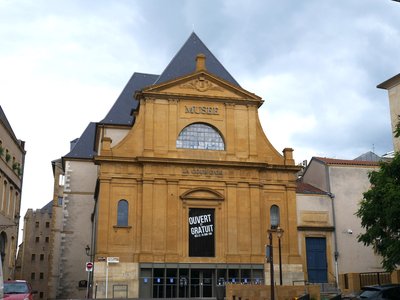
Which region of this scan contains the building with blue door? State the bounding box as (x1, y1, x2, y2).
(297, 154, 385, 289)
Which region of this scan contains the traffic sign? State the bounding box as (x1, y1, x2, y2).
(86, 262, 94, 272)
(107, 257, 119, 263)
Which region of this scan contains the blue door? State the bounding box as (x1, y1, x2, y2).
(306, 237, 328, 283)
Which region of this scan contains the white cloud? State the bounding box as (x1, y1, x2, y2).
(0, 0, 398, 241)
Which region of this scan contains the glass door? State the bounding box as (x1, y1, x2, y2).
(190, 269, 214, 298)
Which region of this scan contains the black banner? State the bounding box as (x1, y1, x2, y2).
(188, 208, 215, 257)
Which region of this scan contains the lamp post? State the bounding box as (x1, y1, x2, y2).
(267, 229, 275, 300)
(276, 227, 284, 285)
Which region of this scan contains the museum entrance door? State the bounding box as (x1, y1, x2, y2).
(190, 269, 213, 298)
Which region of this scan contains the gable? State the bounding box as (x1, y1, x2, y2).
(139, 71, 262, 103)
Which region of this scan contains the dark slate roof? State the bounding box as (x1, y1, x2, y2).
(63, 122, 97, 159)
(354, 151, 382, 162)
(377, 73, 400, 90)
(154, 32, 240, 87)
(0, 105, 18, 142)
(296, 181, 327, 195)
(100, 72, 159, 125)
(41, 200, 53, 214)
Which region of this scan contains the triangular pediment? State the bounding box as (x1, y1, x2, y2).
(180, 187, 224, 201)
(141, 71, 261, 102)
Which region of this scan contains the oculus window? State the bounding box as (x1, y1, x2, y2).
(117, 200, 129, 226)
(176, 123, 225, 150)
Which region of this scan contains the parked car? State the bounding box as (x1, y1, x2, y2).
(356, 284, 400, 299)
(3, 281, 36, 300)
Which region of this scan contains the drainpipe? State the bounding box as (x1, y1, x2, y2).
(326, 164, 339, 288)
(328, 192, 339, 287)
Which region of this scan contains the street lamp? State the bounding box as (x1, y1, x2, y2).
(85, 245, 91, 256)
(267, 229, 275, 300)
(276, 227, 284, 285)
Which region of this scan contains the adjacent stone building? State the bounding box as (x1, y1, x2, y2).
(296, 154, 384, 292)
(0, 105, 25, 279)
(378, 73, 400, 152)
(16, 203, 52, 299)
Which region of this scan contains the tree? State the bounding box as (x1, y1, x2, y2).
(356, 121, 400, 272)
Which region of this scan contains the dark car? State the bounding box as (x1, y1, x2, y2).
(3, 280, 37, 300)
(356, 284, 400, 299)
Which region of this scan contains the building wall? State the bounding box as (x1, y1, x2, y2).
(296, 193, 336, 284)
(0, 106, 25, 280)
(301, 160, 328, 192)
(47, 159, 65, 300)
(18, 208, 52, 300)
(387, 81, 400, 152)
(329, 165, 383, 274)
(93, 72, 304, 298)
(50, 160, 97, 299)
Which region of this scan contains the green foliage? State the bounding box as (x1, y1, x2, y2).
(395, 116, 400, 138)
(356, 152, 400, 272)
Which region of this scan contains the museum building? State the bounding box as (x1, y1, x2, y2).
(66, 33, 305, 298)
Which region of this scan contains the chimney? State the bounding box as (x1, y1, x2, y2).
(195, 53, 206, 71)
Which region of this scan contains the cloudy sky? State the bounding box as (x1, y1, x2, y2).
(1, 0, 399, 225)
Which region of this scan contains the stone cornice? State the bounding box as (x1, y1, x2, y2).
(94, 155, 300, 172)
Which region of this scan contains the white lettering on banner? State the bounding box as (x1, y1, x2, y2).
(189, 213, 214, 238)
(188, 214, 212, 225)
(191, 225, 214, 237)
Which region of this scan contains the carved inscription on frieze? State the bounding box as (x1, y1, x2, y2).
(185, 105, 219, 115)
(182, 168, 223, 177)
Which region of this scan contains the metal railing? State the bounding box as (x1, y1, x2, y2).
(359, 271, 391, 287)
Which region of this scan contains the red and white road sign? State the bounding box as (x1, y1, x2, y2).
(86, 262, 94, 272)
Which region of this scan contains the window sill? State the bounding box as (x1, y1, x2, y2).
(113, 225, 132, 229)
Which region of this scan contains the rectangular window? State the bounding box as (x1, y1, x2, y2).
(45, 237, 49, 243)
(59, 174, 65, 186)
(40, 254, 44, 261)
(35, 221, 39, 228)
(40, 272, 44, 279)
(46, 222, 50, 228)
(31, 254, 35, 261)
(31, 273, 35, 280)
(58, 196, 63, 206)
(39, 292, 44, 299)
(35, 237, 39, 242)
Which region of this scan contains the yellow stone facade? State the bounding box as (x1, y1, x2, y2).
(93, 57, 304, 298)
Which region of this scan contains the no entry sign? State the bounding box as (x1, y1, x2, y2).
(86, 262, 94, 272)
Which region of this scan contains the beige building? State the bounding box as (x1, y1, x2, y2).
(0, 105, 25, 279)
(378, 73, 400, 152)
(297, 155, 384, 291)
(47, 133, 97, 299)
(16, 203, 52, 299)
(47, 33, 306, 299)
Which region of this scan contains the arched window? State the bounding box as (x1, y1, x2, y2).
(270, 205, 280, 229)
(0, 232, 7, 264)
(176, 123, 225, 150)
(117, 200, 128, 226)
